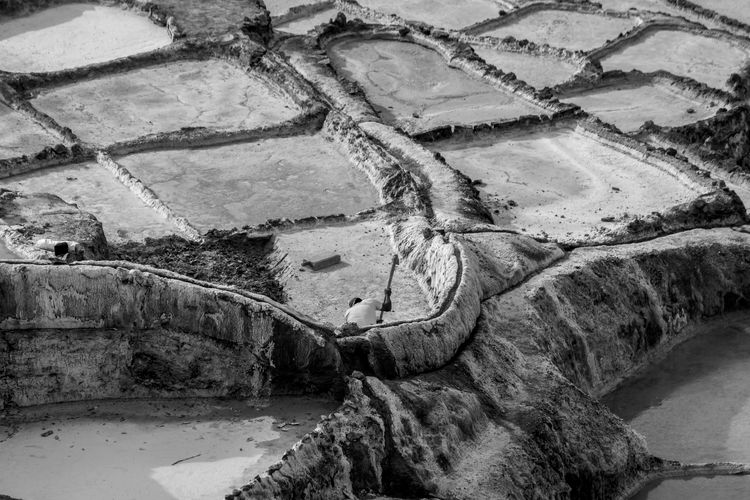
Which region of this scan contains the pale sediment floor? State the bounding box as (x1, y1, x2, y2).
(271, 221, 431, 325)
(0, 397, 338, 500)
(0, 103, 57, 159)
(479, 11, 637, 51)
(600, 30, 750, 91)
(31, 60, 301, 146)
(0, 4, 171, 73)
(265, 0, 327, 16)
(327, 39, 542, 135)
(355, 0, 505, 29)
(427, 126, 701, 241)
(603, 314, 750, 464)
(116, 135, 380, 231)
(562, 83, 720, 132)
(275, 8, 340, 34)
(689, 0, 750, 25)
(633, 476, 750, 500)
(140, 0, 259, 37)
(0, 239, 20, 259)
(0, 162, 177, 243)
(471, 46, 579, 88)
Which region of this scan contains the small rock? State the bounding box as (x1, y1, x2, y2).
(41, 430, 53, 437)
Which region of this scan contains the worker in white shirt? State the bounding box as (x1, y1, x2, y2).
(344, 289, 392, 327)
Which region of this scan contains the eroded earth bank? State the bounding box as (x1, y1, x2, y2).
(2, 0, 750, 499)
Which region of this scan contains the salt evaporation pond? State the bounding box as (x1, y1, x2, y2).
(0, 4, 171, 73)
(0, 397, 338, 500)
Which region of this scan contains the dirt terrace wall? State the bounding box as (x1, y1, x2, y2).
(0, 261, 342, 408)
(664, 0, 750, 36)
(322, 112, 425, 209)
(486, 227, 750, 397)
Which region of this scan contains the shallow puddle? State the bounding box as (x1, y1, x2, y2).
(600, 30, 750, 91)
(478, 11, 636, 51)
(0, 103, 57, 159)
(275, 8, 339, 34)
(604, 315, 750, 463)
(32, 60, 300, 146)
(0, 162, 177, 243)
(116, 134, 380, 231)
(356, 0, 504, 29)
(0, 397, 337, 500)
(271, 220, 431, 325)
(471, 46, 578, 88)
(0, 4, 171, 73)
(426, 126, 700, 241)
(327, 39, 542, 134)
(562, 83, 719, 132)
(633, 475, 750, 500)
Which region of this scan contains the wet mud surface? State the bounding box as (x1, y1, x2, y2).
(111, 232, 284, 302)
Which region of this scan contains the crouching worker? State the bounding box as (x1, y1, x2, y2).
(344, 289, 392, 327)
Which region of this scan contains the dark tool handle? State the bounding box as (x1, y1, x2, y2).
(377, 255, 399, 324)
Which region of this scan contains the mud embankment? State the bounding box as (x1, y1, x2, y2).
(0, 261, 342, 409)
(237, 228, 750, 499)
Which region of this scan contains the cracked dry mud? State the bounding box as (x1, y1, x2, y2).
(2, 0, 750, 499)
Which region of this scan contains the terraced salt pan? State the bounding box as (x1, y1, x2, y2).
(0, 103, 57, 159)
(562, 83, 720, 132)
(271, 220, 431, 325)
(600, 30, 750, 90)
(275, 8, 339, 34)
(427, 126, 700, 241)
(32, 60, 300, 146)
(597, 0, 729, 31)
(117, 135, 380, 231)
(478, 11, 637, 51)
(0, 4, 171, 73)
(633, 476, 750, 500)
(356, 0, 504, 30)
(140, 0, 258, 36)
(0, 162, 176, 243)
(471, 46, 578, 88)
(0, 397, 337, 500)
(604, 314, 750, 464)
(327, 39, 542, 135)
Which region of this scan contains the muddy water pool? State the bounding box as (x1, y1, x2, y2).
(0, 397, 337, 500)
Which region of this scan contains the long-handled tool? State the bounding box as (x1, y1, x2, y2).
(377, 254, 399, 324)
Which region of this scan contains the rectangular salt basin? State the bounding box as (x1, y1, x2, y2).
(600, 30, 750, 91)
(271, 220, 431, 325)
(327, 39, 543, 135)
(32, 60, 301, 146)
(356, 0, 505, 29)
(478, 11, 636, 51)
(633, 476, 750, 500)
(0, 397, 338, 500)
(116, 134, 381, 231)
(427, 126, 700, 241)
(0, 4, 171, 73)
(562, 83, 720, 132)
(471, 46, 578, 88)
(0, 162, 177, 243)
(0, 103, 57, 159)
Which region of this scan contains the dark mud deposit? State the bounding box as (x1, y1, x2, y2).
(111, 232, 284, 302)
